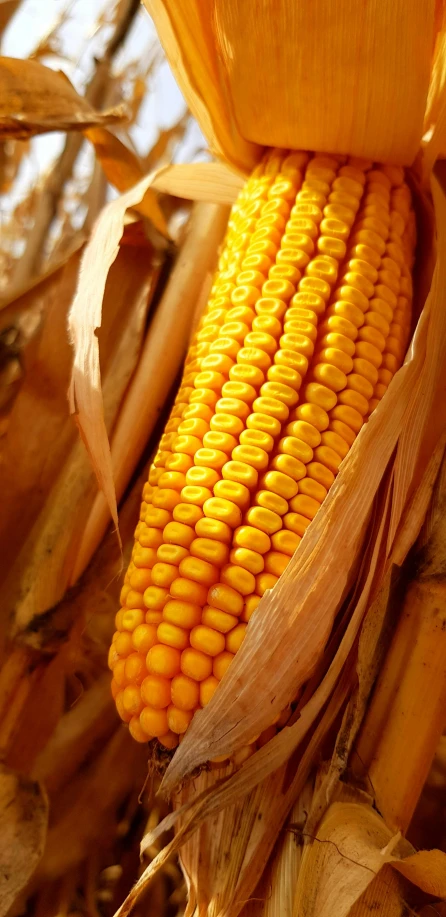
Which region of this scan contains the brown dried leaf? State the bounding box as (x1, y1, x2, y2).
(294, 800, 412, 917)
(0, 764, 48, 917)
(391, 850, 446, 899)
(0, 57, 126, 139)
(347, 866, 407, 917)
(0, 137, 29, 192)
(84, 126, 168, 236)
(35, 727, 145, 882)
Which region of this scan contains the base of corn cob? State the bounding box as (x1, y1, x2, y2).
(108, 148, 415, 755)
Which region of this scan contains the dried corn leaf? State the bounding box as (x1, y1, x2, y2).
(34, 727, 145, 883)
(68, 161, 243, 550)
(145, 0, 437, 169)
(240, 782, 315, 917)
(0, 57, 126, 138)
(0, 764, 48, 917)
(293, 799, 413, 917)
(391, 850, 446, 898)
(304, 433, 445, 838)
(347, 867, 407, 917)
(84, 126, 168, 236)
(71, 202, 229, 583)
(353, 455, 446, 833)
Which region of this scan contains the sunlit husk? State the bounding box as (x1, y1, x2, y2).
(144, 1, 441, 170)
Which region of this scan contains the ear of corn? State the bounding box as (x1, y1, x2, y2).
(108, 149, 415, 750)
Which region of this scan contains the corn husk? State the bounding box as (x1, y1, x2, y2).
(144, 0, 439, 170)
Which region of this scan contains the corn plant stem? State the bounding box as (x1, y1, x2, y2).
(353, 456, 446, 834)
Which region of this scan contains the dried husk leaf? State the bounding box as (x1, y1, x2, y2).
(240, 781, 315, 917)
(0, 764, 48, 917)
(145, 0, 437, 168)
(84, 126, 169, 237)
(346, 865, 407, 917)
(293, 798, 413, 917)
(143, 0, 260, 172)
(304, 433, 445, 838)
(71, 202, 229, 583)
(0, 57, 126, 138)
(68, 161, 243, 547)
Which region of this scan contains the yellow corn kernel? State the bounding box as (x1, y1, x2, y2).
(171, 674, 200, 711)
(167, 705, 193, 734)
(226, 623, 247, 653)
(146, 645, 181, 678)
(213, 651, 235, 680)
(181, 648, 213, 681)
(141, 674, 171, 709)
(200, 675, 219, 706)
(129, 716, 150, 743)
(202, 606, 239, 633)
(122, 684, 144, 717)
(140, 706, 168, 738)
(114, 632, 133, 657)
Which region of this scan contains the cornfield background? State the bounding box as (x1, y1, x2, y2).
(1, 1, 446, 916)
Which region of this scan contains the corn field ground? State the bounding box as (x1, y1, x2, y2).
(1, 2, 446, 917)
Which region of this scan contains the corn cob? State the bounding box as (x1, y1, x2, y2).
(108, 149, 415, 750)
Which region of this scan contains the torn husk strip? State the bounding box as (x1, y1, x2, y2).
(304, 433, 445, 840)
(240, 780, 315, 917)
(71, 201, 230, 584)
(68, 161, 243, 543)
(163, 169, 446, 791)
(354, 452, 446, 833)
(145, 0, 438, 170)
